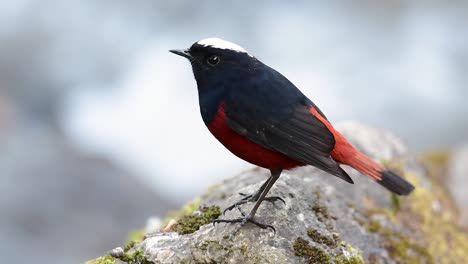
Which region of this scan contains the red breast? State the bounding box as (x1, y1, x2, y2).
(207, 102, 303, 170)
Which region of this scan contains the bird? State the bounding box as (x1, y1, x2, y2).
(170, 37, 414, 232)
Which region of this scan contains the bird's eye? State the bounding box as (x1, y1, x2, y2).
(206, 55, 220, 66)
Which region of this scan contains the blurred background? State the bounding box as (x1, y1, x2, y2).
(1, 0, 467, 263)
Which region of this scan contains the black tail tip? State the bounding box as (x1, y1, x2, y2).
(378, 170, 415, 195)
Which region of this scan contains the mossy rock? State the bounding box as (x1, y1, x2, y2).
(173, 205, 221, 235)
(85, 255, 116, 264)
(86, 123, 468, 264)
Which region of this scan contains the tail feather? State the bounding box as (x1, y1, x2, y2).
(336, 148, 415, 195)
(378, 170, 415, 195)
(311, 107, 415, 196)
(331, 164, 354, 184)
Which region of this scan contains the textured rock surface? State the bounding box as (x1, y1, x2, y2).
(88, 122, 468, 264)
(449, 143, 468, 226)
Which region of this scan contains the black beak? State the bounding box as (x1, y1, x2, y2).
(169, 49, 192, 59)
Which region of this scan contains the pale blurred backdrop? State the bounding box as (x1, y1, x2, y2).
(1, 1, 467, 263)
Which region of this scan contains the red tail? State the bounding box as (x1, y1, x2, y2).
(309, 106, 414, 195)
(333, 142, 414, 195)
(308, 106, 382, 179)
(332, 143, 383, 180)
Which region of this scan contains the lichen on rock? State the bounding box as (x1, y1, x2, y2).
(293, 237, 331, 263)
(172, 205, 221, 235)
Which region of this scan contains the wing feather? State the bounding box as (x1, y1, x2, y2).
(225, 100, 353, 183)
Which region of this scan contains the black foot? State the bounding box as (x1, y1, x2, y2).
(223, 192, 286, 214)
(240, 192, 286, 205)
(213, 212, 276, 237)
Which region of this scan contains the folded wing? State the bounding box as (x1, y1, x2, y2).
(224, 98, 353, 184)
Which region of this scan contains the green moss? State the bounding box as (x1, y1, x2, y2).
(420, 150, 451, 168)
(390, 193, 401, 213)
(314, 191, 321, 199)
(380, 159, 405, 174)
(400, 172, 468, 263)
(353, 216, 366, 227)
(311, 201, 329, 220)
(293, 237, 331, 264)
(86, 226, 149, 263)
(162, 197, 202, 227)
(295, 224, 363, 264)
(332, 232, 340, 242)
(358, 172, 434, 263)
(333, 256, 365, 264)
(85, 255, 116, 264)
(365, 220, 382, 233)
(420, 150, 452, 190)
(124, 229, 145, 251)
(360, 164, 468, 264)
(311, 192, 332, 226)
(126, 229, 145, 243)
(341, 241, 365, 261)
(173, 206, 221, 235)
(363, 207, 395, 220)
(306, 229, 339, 247)
(195, 239, 272, 263)
(115, 249, 154, 264)
(162, 183, 222, 226)
(311, 192, 336, 231)
(302, 194, 365, 263)
(379, 227, 433, 264)
(124, 241, 137, 252)
(197, 239, 225, 252)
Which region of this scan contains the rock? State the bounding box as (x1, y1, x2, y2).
(448, 143, 468, 226)
(109, 247, 125, 258)
(88, 122, 468, 264)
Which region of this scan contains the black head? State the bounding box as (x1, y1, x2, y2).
(170, 38, 259, 88)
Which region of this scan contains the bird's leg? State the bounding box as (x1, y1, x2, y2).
(238, 192, 285, 206)
(222, 176, 270, 214)
(214, 169, 282, 235)
(223, 174, 285, 215)
(238, 176, 271, 201)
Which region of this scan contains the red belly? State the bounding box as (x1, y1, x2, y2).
(207, 103, 303, 170)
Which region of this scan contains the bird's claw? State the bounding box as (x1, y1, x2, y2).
(238, 193, 285, 204)
(264, 196, 286, 205)
(213, 216, 276, 234)
(223, 200, 248, 215)
(214, 207, 276, 236)
(223, 193, 286, 215)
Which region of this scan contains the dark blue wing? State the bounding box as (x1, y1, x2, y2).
(224, 64, 353, 183)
